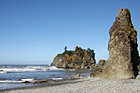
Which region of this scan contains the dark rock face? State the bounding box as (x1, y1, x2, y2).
(137, 57, 140, 75)
(51, 46, 96, 69)
(97, 8, 139, 79)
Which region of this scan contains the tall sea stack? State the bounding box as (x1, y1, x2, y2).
(100, 8, 139, 79)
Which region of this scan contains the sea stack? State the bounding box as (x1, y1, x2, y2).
(100, 8, 139, 79)
(51, 46, 96, 69)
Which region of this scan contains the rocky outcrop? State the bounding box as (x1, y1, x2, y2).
(137, 65, 140, 75)
(93, 8, 139, 79)
(98, 60, 106, 70)
(90, 60, 106, 77)
(51, 46, 96, 69)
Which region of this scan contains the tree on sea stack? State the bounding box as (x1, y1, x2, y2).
(97, 8, 139, 79)
(64, 46, 67, 52)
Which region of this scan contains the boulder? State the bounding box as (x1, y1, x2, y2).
(73, 75, 82, 78)
(90, 66, 102, 77)
(136, 75, 140, 80)
(97, 8, 139, 79)
(90, 60, 106, 77)
(98, 60, 106, 70)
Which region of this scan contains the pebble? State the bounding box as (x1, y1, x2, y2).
(2, 78, 140, 93)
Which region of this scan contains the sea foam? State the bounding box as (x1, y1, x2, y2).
(0, 66, 63, 73)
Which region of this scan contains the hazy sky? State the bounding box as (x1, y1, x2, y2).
(0, 0, 140, 64)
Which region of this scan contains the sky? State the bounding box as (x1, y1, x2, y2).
(0, 0, 140, 64)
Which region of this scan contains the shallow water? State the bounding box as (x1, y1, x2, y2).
(0, 64, 90, 90)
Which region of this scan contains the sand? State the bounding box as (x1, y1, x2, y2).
(1, 77, 140, 93)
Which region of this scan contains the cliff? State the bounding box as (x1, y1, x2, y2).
(51, 46, 96, 69)
(91, 8, 139, 79)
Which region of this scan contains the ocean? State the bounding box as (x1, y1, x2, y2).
(0, 64, 90, 90)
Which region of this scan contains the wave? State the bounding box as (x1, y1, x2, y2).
(52, 78, 63, 80)
(21, 78, 35, 83)
(0, 78, 35, 83)
(47, 66, 63, 71)
(0, 80, 23, 83)
(0, 66, 63, 73)
(0, 78, 63, 83)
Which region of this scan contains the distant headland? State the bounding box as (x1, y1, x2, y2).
(51, 46, 96, 69)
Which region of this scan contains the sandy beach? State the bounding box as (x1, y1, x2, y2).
(1, 77, 140, 93)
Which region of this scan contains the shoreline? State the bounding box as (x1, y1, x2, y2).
(0, 77, 83, 92)
(1, 77, 140, 93)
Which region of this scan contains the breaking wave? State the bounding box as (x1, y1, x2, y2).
(0, 65, 63, 73)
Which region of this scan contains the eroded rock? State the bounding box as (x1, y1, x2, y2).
(95, 8, 139, 79)
(98, 60, 106, 70)
(51, 46, 96, 69)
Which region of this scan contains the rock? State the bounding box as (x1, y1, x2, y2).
(51, 46, 96, 69)
(52, 74, 56, 76)
(90, 60, 106, 77)
(137, 65, 140, 75)
(139, 57, 140, 64)
(96, 8, 139, 79)
(51, 56, 65, 68)
(98, 60, 106, 70)
(33, 79, 51, 84)
(90, 66, 102, 77)
(136, 75, 140, 80)
(73, 75, 81, 78)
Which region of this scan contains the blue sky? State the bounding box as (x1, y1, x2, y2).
(0, 0, 140, 64)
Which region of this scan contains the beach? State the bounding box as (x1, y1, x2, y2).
(1, 77, 140, 93)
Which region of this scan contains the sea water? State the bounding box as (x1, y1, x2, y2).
(0, 64, 90, 90)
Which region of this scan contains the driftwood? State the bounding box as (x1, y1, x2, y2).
(33, 79, 52, 84)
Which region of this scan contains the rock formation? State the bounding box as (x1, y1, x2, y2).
(137, 57, 140, 75)
(139, 57, 140, 63)
(94, 8, 139, 79)
(98, 60, 106, 70)
(51, 46, 96, 69)
(90, 60, 106, 77)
